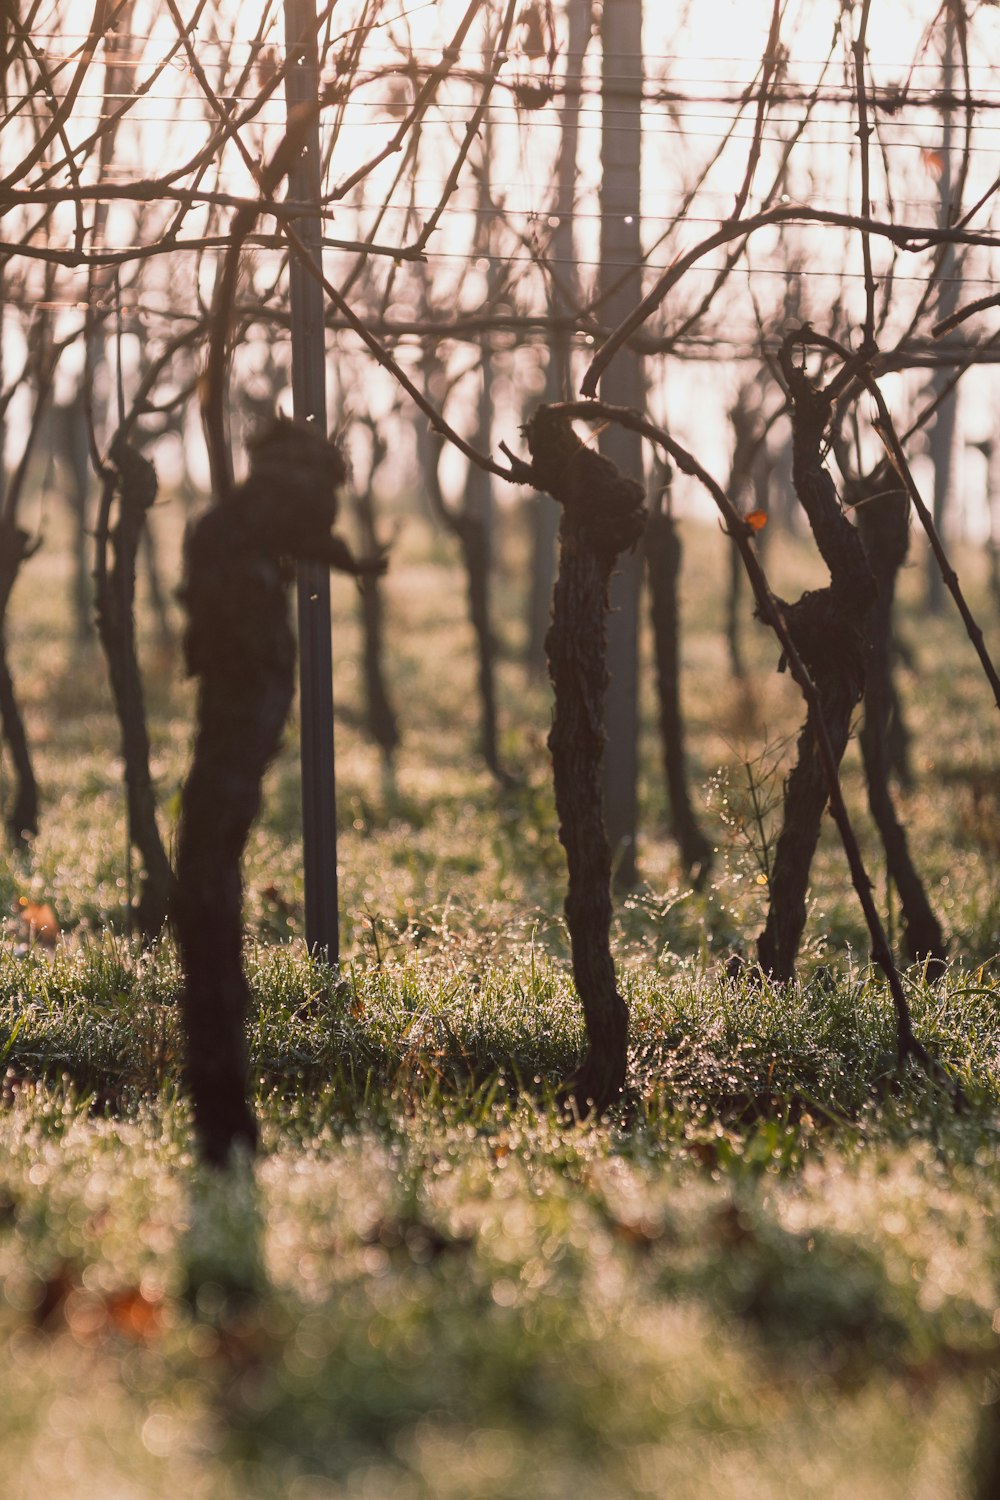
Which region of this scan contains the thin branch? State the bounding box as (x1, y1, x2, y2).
(852, 0, 877, 349)
(11, 23, 88, 250)
(0, 231, 269, 269)
(932, 288, 1000, 338)
(580, 205, 1000, 399)
(730, 0, 783, 222)
(0, 0, 110, 190)
(580, 4, 799, 334)
(200, 95, 330, 497)
(26, 1, 203, 194)
(409, 0, 517, 256)
(864, 374, 1000, 714)
(281, 219, 531, 485)
(892, 1, 973, 352)
(655, 22, 839, 359)
(330, 0, 485, 201)
(164, 0, 267, 188)
(1, 317, 73, 527)
(900, 327, 1000, 442)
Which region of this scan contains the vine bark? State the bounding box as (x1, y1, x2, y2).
(525, 406, 646, 1114)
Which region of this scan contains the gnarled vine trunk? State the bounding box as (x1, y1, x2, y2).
(419, 422, 507, 783)
(525, 406, 646, 1114)
(756, 359, 876, 982)
(94, 437, 172, 939)
(852, 468, 947, 974)
(173, 417, 385, 1166)
(352, 484, 399, 770)
(646, 479, 713, 887)
(0, 521, 40, 845)
(756, 587, 868, 979)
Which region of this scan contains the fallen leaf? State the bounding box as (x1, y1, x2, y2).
(105, 1286, 165, 1341)
(16, 899, 59, 946)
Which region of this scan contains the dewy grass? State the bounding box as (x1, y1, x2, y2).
(0, 1084, 994, 1499)
(1, 941, 997, 1128)
(0, 511, 999, 1493)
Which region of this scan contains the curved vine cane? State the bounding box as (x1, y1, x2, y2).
(200, 97, 324, 498)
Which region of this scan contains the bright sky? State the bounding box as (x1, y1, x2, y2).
(5, 1, 1000, 532)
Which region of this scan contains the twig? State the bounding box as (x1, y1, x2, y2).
(331, 0, 485, 201)
(281, 219, 533, 485)
(0, 0, 110, 191)
(409, 0, 517, 256)
(852, 0, 877, 349)
(579, 206, 999, 399)
(933, 289, 1000, 339)
(730, 0, 782, 222)
(864, 375, 1000, 713)
(200, 96, 333, 497)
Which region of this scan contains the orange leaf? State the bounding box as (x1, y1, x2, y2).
(745, 509, 768, 532)
(921, 147, 945, 181)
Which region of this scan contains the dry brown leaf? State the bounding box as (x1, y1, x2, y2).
(16, 899, 60, 946)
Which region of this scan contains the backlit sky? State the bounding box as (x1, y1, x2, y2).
(4, 2, 1000, 530)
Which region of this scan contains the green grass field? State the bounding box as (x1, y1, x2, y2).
(0, 495, 998, 1497)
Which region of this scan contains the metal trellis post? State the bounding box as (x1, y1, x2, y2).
(285, 0, 339, 965)
(598, 0, 645, 889)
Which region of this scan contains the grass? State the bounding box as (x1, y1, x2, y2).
(0, 492, 998, 1495)
(0, 1081, 996, 1498)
